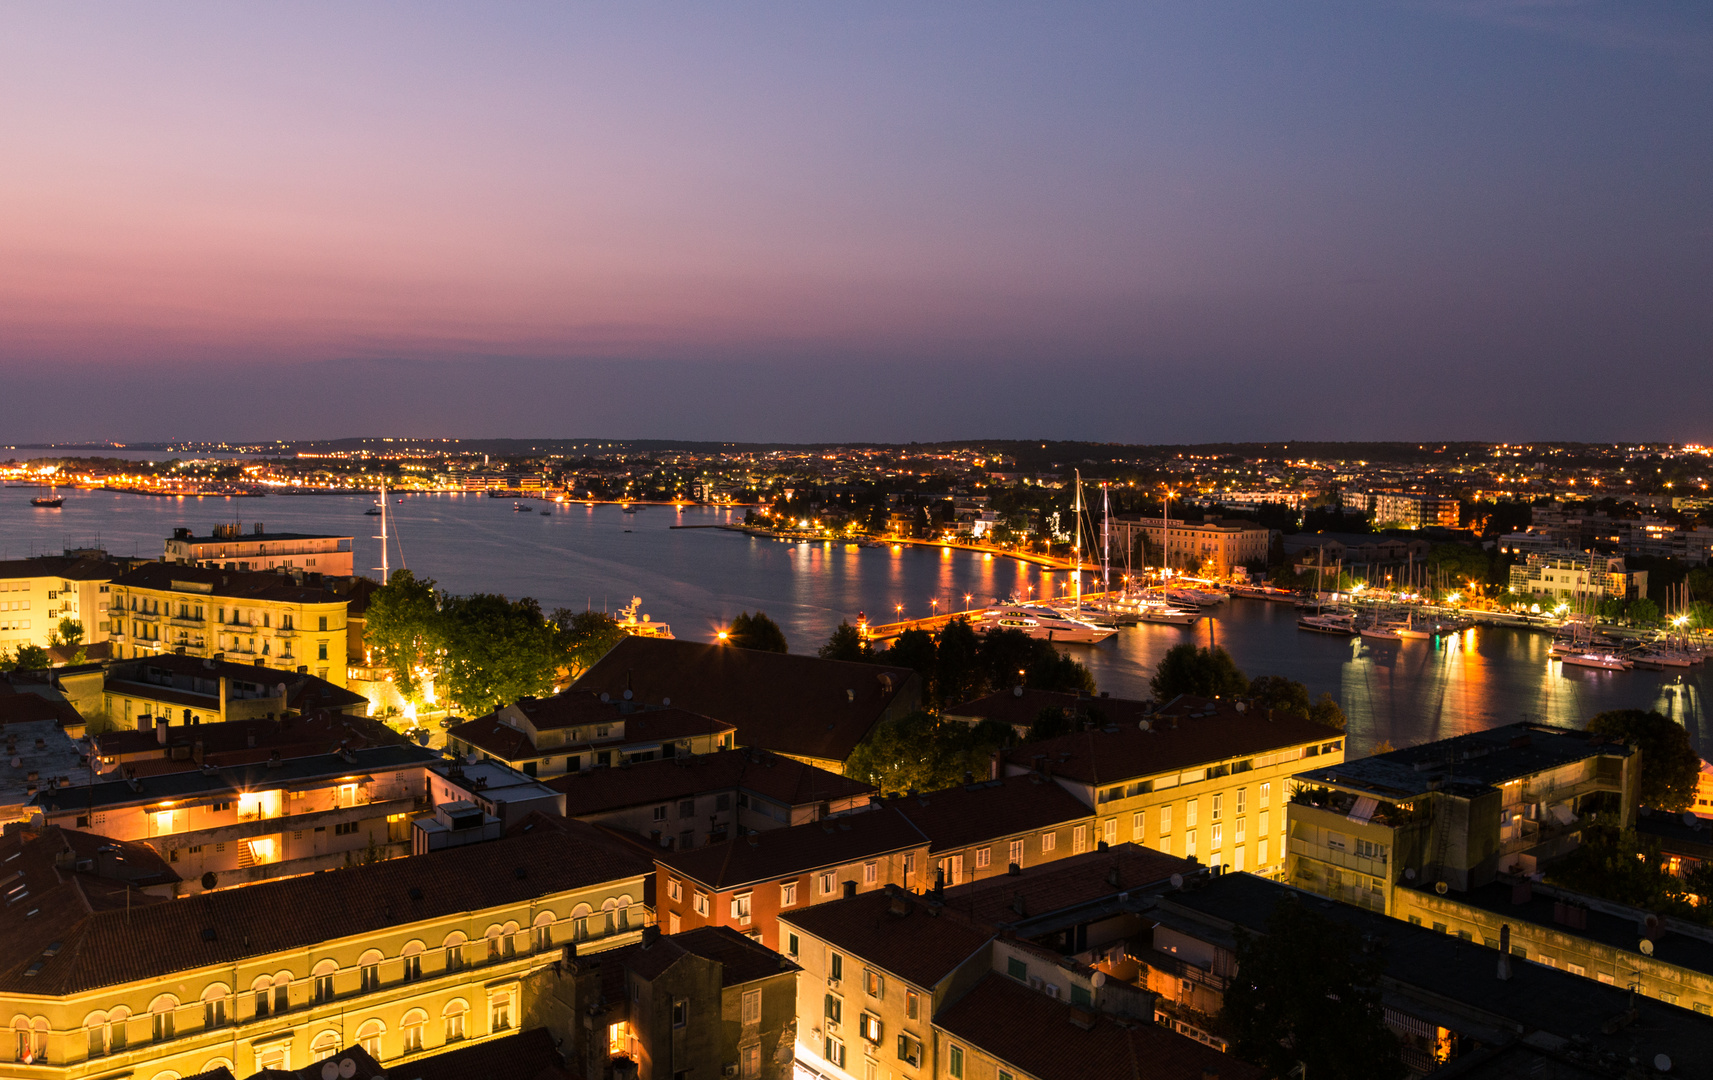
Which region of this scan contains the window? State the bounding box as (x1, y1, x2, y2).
(1211, 824, 1222, 849)
(1160, 804, 1172, 834)
(905, 989, 919, 1020)
(401, 945, 422, 982)
(318, 616, 328, 632)
(949, 1043, 965, 1078)
(1568, 963, 1586, 977)
(1008, 956, 1028, 980)
(672, 998, 689, 1028)
(896, 1032, 923, 1066)
(859, 1012, 883, 1043)
(152, 1005, 175, 1043)
(693, 891, 710, 916)
(787, 932, 800, 958)
(1184, 830, 1196, 858)
(311, 1029, 340, 1060)
(819, 870, 837, 894)
(669, 913, 682, 934)
(1041, 830, 1057, 853)
(679, 799, 695, 818)
(317, 641, 329, 661)
(668, 877, 683, 902)
(275, 978, 293, 1011)
(1236, 788, 1247, 814)
(443, 1002, 467, 1042)
(445, 943, 464, 971)
(1211, 793, 1223, 821)
(313, 972, 335, 1003)
(1073, 824, 1088, 853)
(743, 1044, 762, 1078)
(865, 968, 884, 997)
(780, 881, 798, 907)
(654, 805, 668, 822)
(491, 992, 513, 1032)
(1102, 818, 1117, 845)
(731, 893, 753, 924)
(830, 951, 844, 981)
(203, 989, 227, 1029)
(1236, 816, 1246, 844)
(1260, 782, 1271, 807)
(402, 1010, 426, 1053)
(864, 860, 878, 883)
(534, 919, 555, 950)
(1071, 985, 1092, 1007)
(1009, 838, 1024, 865)
(825, 1037, 846, 1068)
(903, 852, 915, 877)
(1259, 808, 1270, 838)
(356, 1020, 383, 1058)
(335, 821, 359, 836)
(254, 985, 271, 1019)
(742, 989, 762, 1025)
(1186, 798, 1199, 828)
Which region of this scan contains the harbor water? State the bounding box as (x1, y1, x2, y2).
(3, 491, 1706, 756)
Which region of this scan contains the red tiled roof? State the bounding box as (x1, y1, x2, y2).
(942, 844, 1195, 928)
(547, 747, 871, 817)
(935, 972, 1266, 1080)
(451, 697, 733, 763)
(657, 806, 928, 890)
(109, 561, 360, 604)
(571, 637, 920, 763)
(94, 709, 407, 760)
(779, 887, 994, 988)
(593, 925, 798, 997)
(381, 1029, 573, 1080)
(1005, 694, 1339, 785)
(0, 820, 652, 995)
(884, 774, 1092, 855)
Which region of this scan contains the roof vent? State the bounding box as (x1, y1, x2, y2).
(514, 867, 528, 880)
(409, 886, 424, 900)
(622, 689, 633, 701)
(1013, 685, 1024, 698)
(201, 927, 217, 942)
(600, 693, 610, 703)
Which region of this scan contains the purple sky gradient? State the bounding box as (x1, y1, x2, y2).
(3, 2, 1711, 443)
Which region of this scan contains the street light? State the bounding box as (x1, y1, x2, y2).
(964, 593, 973, 612)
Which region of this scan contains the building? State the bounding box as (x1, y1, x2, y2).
(1285, 721, 1639, 916)
(1106, 517, 1272, 577)
(883, 773, 1096, 888)
(1279, 532, 1433, 576)
(106, 564, 362, 688)
(426, 758, 565, 829)
(0, 822, 651, 1079)
(88, 707, 405, 779)
(1002, 694, 1346, 876)
(0, 555, 129, 654)
(28, 742, 441, 891)
(1372, 492, 1461, 529)
(562, 925, 799, 1080)
(164, 525, 355, 578)
(73, 653, 369, 737)
(1507, 551, 1647, 605)
(547, 747, 872, 848)
(654, 805, 931, 951)
(252, 1028, 575, 1080)
(572, 638, 922, 774)
(446, 691, 736, 779)
(1146, 871, 1713, 1077)
(0, 692, 86, 825)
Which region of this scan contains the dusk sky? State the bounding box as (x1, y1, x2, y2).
(3, 3, 1711, 444)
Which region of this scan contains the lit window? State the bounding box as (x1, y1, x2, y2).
(443, 1002, 467, 1042)
(491, 992, 513, 1032)
(864, 860, 878, 884)
(1008, 838, 1024, 865)
(1041, 830, 1057, 853)
(780, 881, 798, 907)
(731, 893, 753, 924)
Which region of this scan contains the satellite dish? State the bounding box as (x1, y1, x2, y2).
(1435, 881, 1448, 895)
(1640, 938, 1655, 956)
(1092, 971, 1107, 987)
(1656, 1053, 1673, 1072)
(1139, 720, 1151, 731)
(320, 1065, 338, 1080)
(1404, 868, 1416, 881)
(1169, 874, 1184, 890)
(1684, 811, 1701, 828)
(339, 1059, 358, 1079)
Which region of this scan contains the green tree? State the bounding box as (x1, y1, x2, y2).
(1024, 647, 1097, 696)
(553, 609, 629, 677)
(1546, 826, 1691, 917)
(845, 709, 962, 794)
(438, 593, 561, 716)
(1248, 675, 1312, 718)
(1149, 643, 1247, 701)
(1222, 895, 1406, 1080)
(1626, 597, 1661, 626)
(56, 618, 84, 648)
(1310, 692, 1349, 732)
(1027, 706, 1075, 741)
(882, 628, 940, 700)
(726, 611, 788, 653)
(975, 627, 1038, 694)
(819, 621, 873, 663)
(9, 644, 51, 671)
(1587, 709, 1700, 811)
(934, 617, 985, 710)
(363, 569, 446, 702)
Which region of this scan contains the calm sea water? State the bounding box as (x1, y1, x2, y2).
(3, 490, 1706, 756)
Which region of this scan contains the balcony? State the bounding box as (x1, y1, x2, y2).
(1143, 949, 1228, 993)
(1288, 836, 1393, 882)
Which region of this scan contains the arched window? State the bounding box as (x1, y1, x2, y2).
(106, 1008, 130, 1054)
(199, 1058, 233, 1077)
(533, 910, 558, 950)
(13, 1016, 48, 1064)
(400, 940, 425, 982)
(570, 902, 593, 941)
(311, 959, 338, 1003)
(484, 924, 506, 962)
(84, 1012, 109, 1058)
(271, 972, 293, 1014)
(201, 985, 229, 1030)
(149, 1071, 181, 1080)
(310, 1029, 340, 1061)
(251, 975, 274, 1019)
(501, 920, 520, 957)
(355, 1019, 384, 1059)
(358, 949, 384, 992)
(148, 996, 177, 1043)
(442, 999, 467, 1043)
(442, 931, 467, 972)
(400, 1008, 427, 1053)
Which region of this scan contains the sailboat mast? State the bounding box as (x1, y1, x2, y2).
(1073, 470, 1083, 614)
(379, 480, 390, 583)
(1102, 482, 1111, 597)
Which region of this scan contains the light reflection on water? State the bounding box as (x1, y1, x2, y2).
(2, 492, 1707, 756)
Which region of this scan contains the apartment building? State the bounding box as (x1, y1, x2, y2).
(106, 564, 360, 688)
(0, 822, 651, 1079)
(883, 774, 1095, 888)
(164, 525, 355, 578)
(27, 743, 440, 891)
(548, 747, 872, 850)
(0, 555, 128, 654)
(562, 925, 799, 1080)
(0, 695, 85, 825)
(1107, 517, 1272, 577)
(447, 692, 736, 779)
(1372, 491, 1460, 529)
(89, 706, 402, 778)
(71, 653, 367, 737)
(1285, 722, 1638, 916)
(572, 638, 921, 774)
(1003, 694, 1346, 876)
(1507, 551, 1647, 604)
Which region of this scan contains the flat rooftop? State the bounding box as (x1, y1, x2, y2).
(1296, 721, 1630, 800)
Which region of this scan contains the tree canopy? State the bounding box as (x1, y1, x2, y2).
(1222, 895, 1406, 1080)
(726, 611, 788, 653)
(437, 593, 562, 716)
(844, 709, 1009, 795)
(553, 609, 629, 678)
(363, 569, 445, 702)
(1149, 643, 1248, 700)
(819, 621, 873, 663)
(1587, 709, 1700, 811)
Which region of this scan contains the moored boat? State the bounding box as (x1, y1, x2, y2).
(30, 495, 63, 508)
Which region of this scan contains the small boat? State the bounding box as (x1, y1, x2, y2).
(1360, 625, 1403, 643)
(1298, 611, 1358, 635)
(540, 510, 552, 516)
(622, 506, 639, 515)
(1136, 605, 1199, 627)
(30, 495, 63, 508)
(514, 502, 531, 512)
(364, 503, 383, 516)
(1560, 652, 1631, 671)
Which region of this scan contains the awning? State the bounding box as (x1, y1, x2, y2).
(1349, 796, 1378, 824)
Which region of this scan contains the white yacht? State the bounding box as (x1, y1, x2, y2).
(983, 605, 1117, 644)
(1559, 651, 1630, 671)
(1298, 610, 1358, 635)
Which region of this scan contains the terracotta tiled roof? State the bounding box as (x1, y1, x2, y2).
(0, 555, 129, 581)
(286, 1030, 573, 1080)
(547, 747, 871, 818)
(0, 820, 652, 995)
(673, 924, 800, 987)
(942, 844, 1196, 928)
(779, 887, 994, 988)
(884, 774, 1092, 855)
(1005, 694, 1339, 785)
(571, 637, 919, 763)
(451, 696, 733, 763)
(93, 709, 407, 760)
(109, 561, 360, 604)
(935, 972, 1266, 1080)
(657, 806, 928, 890)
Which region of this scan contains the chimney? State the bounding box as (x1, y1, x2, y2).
(157, 718, 169, 745)
(640, 924, 661, 949)
(1496, 924, 1512, 981)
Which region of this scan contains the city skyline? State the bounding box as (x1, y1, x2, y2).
(3, 3, 1711, 443)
